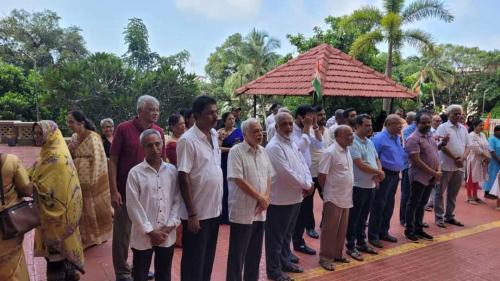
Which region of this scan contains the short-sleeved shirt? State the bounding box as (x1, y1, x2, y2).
(405, 130, 439, 186)
(435, 121, 470, 171)
(350, 134, 379, 189)
(110, 117, 166, 198)
(371, 129, 405, 172)
(227, 141, 274, 224)
(318, 142, 354, 208)
(176, 124, 223, 220)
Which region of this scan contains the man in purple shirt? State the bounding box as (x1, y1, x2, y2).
(109, 95, 166, 281)
(404, 110, 441, 241)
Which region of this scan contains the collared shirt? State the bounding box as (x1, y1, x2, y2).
(435, 121, 470, 172)
(350, 134, 379, 188)
(126, 160, 180, 250)
(324, 124, 338, 147)
(176, 124, 223, 220)
(372, 129, 406, 172)
(310, 128, 330, 177)
(292, 122, 323, 168)
(265, 133, 313, 205)
(265, 113, 275, 130)
(227, 141, 274, 224)
(110, 117, 166, 198)
(319, 142, 354, 208)
(403, 123, 417, 142)
(406, 131, 440, 186)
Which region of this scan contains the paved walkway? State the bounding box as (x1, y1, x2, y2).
(3, 144, 500, 281)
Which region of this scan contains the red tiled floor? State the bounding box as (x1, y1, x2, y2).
(3, 144, 500, 281)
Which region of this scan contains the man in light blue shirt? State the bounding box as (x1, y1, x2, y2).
(346, 115, 384, 261)
(368, 114, 405, 248)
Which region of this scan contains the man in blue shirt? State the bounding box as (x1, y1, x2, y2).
(399, 111, 416, 226)
(368, 114, 405, 248)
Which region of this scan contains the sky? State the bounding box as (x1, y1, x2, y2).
(1, 0, 499, 75)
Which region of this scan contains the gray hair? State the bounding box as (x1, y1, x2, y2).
(139, 129, 163, 146)
(446, 104, 463, 115)
(277, 107, 290, 114)
(406, 111, 416, 123)
(100, 118, 114, 127)
(241, 118, 260, 134)
(137, 95, 160, 112)
(334, 125, 352, 138)
(275, 111, 293, 124)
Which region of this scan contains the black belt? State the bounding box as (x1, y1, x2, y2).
(383, 168, 400, 175)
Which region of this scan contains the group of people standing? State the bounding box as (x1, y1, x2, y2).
(1, 92, 500, 281)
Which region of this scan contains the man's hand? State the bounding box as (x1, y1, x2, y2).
(455, 157, 464, 168)
(303, 116, 314, 133)
(187, 216, 201, 233)
(303, 185, 314, 197)
(433, 170, 442, 182)
(257, 195, 270, 210)
(376, 170, 385, 181)
(148, 230, 167, 246)
(111, 191, 123, 210)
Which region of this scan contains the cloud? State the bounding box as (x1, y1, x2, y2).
(175, 0, 262, 21)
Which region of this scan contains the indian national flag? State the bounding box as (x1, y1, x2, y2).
(312, 61, 322, 100)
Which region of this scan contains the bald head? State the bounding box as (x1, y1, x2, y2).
(335, 125, 354, 148)
(384, 114, 403, 136)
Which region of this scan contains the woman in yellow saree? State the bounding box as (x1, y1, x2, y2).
(67, 111, 113, 249)
(31, 120, 85, 281)
(0, 153, 33, 281)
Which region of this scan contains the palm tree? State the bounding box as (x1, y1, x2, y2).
(411, 47, 455, 110)
(224, 28, 281, 116)
(345, 0, 454, 112)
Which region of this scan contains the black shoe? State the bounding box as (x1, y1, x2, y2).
(369, 239, 384, 248)
(444, 218, 464, 227)
(436, 221, 447, 228)
(404, 231, 419, 242)
(269, 274, 293, 281)
(306, 228, 320, 239)
(416, 231, 434, 240)
(356, 244, 378, 255)
(289, 253, 299, 264)
(380, 234, 398, 243)
(283, 264, 304, 273)
(294, 244, 316, 255)
(418, 222, 429, 228)
(346, 248, 364, 261)
(485, 193, 497, 199)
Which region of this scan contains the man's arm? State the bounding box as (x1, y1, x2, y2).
(353, 158, 381, 175)
(108, 155, 122, 209)
(410, 153, 439, 177)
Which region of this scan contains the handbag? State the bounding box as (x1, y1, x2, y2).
(0, 153, 41, 240)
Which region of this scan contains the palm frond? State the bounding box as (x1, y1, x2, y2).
(349, 30, 384, 58)
(384, 0, 405, 13)
(402, 0, 454, 23)
(342, 6, 383, 28)
(403, 29, 434, 53)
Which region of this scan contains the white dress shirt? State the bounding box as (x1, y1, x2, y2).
(265, 113, 276, 130)
(265, 133, 313, 205)
(177, 124, 223, 220)
(435, 121, 470, 172)
(227, 141, 274, 224)
(310, 128, 330, 178)
(319, 142, 354, 208)
(126, 160, 180, 250)
(292, 122, 323, 168)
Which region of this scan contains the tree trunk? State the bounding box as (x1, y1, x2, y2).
(383, 42, 394, 113)
(431, 88, 437, 111)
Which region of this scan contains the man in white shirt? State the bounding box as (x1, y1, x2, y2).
(291, 105, 323, 256)
(434, 104, 470, 228)
(325, 109, 346, 147)
(226, 118, 274, 281)
(126, 129, 180, 281)
(265, 112, 313, 281)
(177, 95, 223, 281)
(265, 103, 280, 140)
(318, 125, 354, 271)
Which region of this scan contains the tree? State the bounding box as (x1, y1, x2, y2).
(0, 9, 88, 69)
(344, 0, 454, 111)
(287, 16, 379, 66)
(123, 18, 159, 70)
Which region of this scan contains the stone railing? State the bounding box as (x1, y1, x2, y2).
(0, 120, 35, 145)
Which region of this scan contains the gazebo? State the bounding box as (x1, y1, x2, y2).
(235, 43, 416, 115)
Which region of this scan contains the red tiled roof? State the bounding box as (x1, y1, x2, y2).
(235, 43, 416, 99)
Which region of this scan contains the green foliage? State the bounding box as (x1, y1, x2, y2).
(123, 18, 159, 70)
(0, 9, 88, 69)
